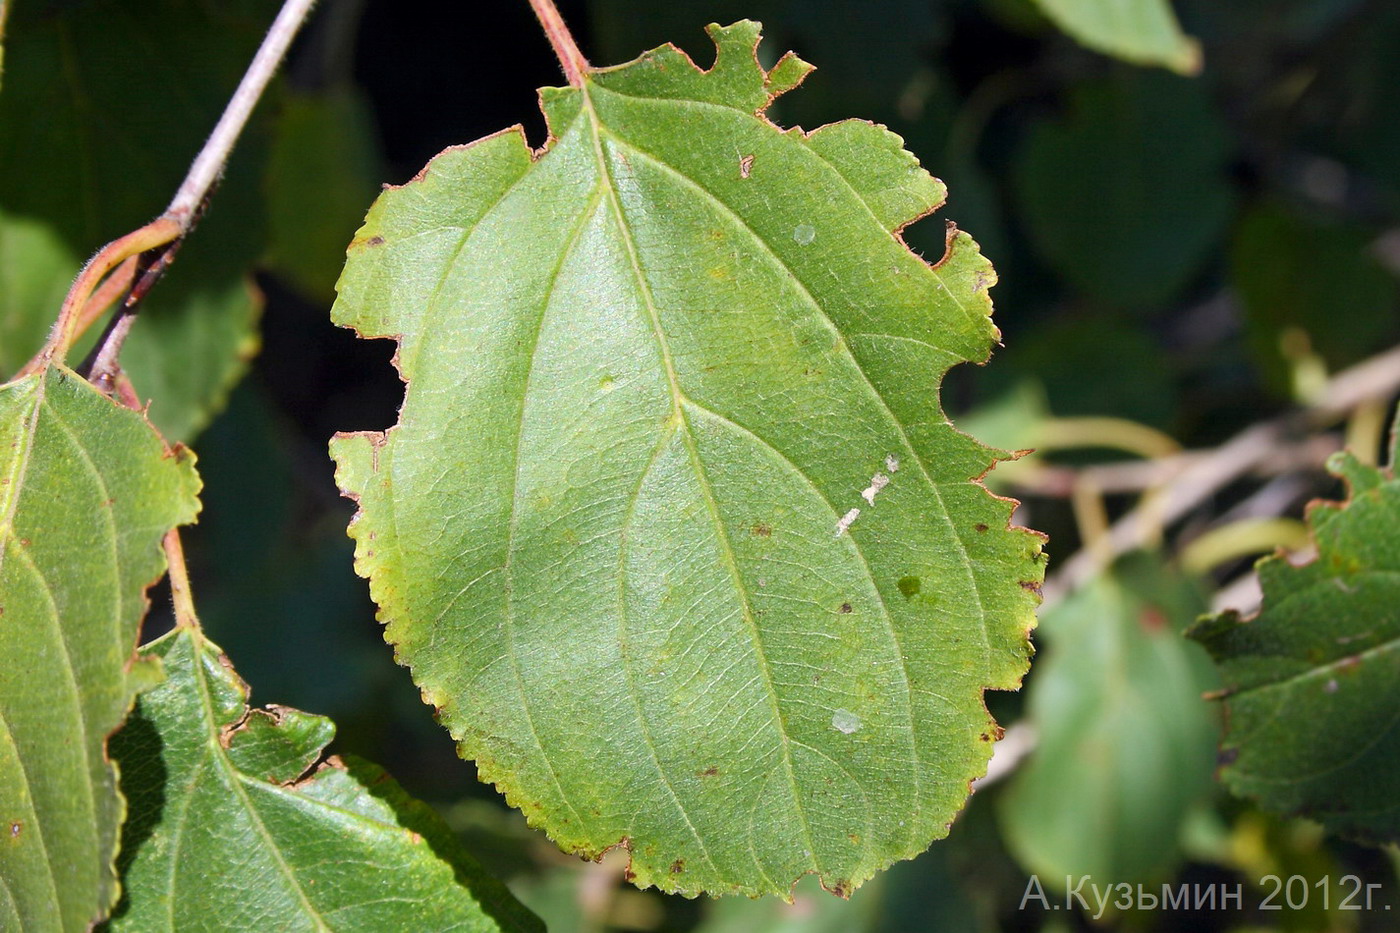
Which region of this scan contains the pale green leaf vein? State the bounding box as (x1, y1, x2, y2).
(585, 88, 822, 875)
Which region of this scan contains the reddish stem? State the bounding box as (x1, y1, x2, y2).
(527, 0, 589, 86)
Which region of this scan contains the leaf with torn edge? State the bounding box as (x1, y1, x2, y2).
(331, 21, 1043, 898)
(103, 626, 542, 932)
(0, 365, 199, 931)
(1189, 446, 1400, 844)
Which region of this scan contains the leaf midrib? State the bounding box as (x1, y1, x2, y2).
(187, 634, 332, 932)
(579, 81, 825, 878)
(587, 101, 995, 687)
(588, 88, 1009, 846)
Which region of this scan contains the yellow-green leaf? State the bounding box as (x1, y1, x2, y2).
(332, 21, 1043, 898)
(0, 367, 199, 930)
(1029, 0, 1201, 74)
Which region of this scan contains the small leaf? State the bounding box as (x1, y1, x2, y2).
(1029, 0, 1201, 74)
(103, 627, 543, 932)
(1013, 72, 1233, 311)
(999, 553, 1219, 886)
(0, 366, 200, 931)
(1189, 450, 1400, 844)
(332, 21, 1042, 897)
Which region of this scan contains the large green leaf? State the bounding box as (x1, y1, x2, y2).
(0, 366, 200, 930)
(0, 0, 277, 440)
(331, 21, 1043, 897)
(1189, 447, 1400, 843)
(999, 553, 1219, 886)
(104, 626, 542, 932)
(1029, 0, 1201, 73)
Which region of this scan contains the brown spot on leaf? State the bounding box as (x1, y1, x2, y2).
(751, 522, 772, 537)
(1139, 606, 1168, 633)
(1217, 747, 1239, 767)
(670, 859, 685, 874)
(739, 154, 754, 178)
(699, 766, 719, 777)
(9, 821, 19, 839)
(1018, 580, 1042, 596)
(975, 523, 988, 533)
(839, 602, 853, 614)
(828, 880, 851, 898)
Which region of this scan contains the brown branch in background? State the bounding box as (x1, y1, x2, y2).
(1041, 342, 1400, 608)
(1011, 434, 1341, 498)
(527, 0, 590, 87)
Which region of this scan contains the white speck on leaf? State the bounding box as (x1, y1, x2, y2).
(885, 454, 899, 473)
(861, 472, 890, 505)
(835, 508, 860, 536)
(832, 709, 862, 734)
(1325, 679, 1339, 694)
(793, 223, 816, 245)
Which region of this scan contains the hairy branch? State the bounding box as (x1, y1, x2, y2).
(25, 0, 317, 378)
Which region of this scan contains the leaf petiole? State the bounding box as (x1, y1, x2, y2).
(526, 0, 589, 87)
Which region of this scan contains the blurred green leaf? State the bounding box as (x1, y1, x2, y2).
(0, 210, 72, 376)
(105, 626, 543, 932)
(331, 20, 1042, 898)
(0, 0, 278, 439)
(1000, 553, 1220, 886)
(1028, 0, 1201, 73)
(1013, 71, 1234, 311)
(1189, 449, 1400, 844)
(0, 366, 199, 931)
(1232, 204, 1398, 394)
(265, 87, 383, 302)
(699, 875, 880, 933)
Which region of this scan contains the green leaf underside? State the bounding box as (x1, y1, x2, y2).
(0, 366, 199, 930)
(1189, 452, 1400, 843)
(1029, 0, 1200, 74)
(1000, 554, 1218, 886)
(105, 628, 542, 933)
(331, 22, 1042, 897)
